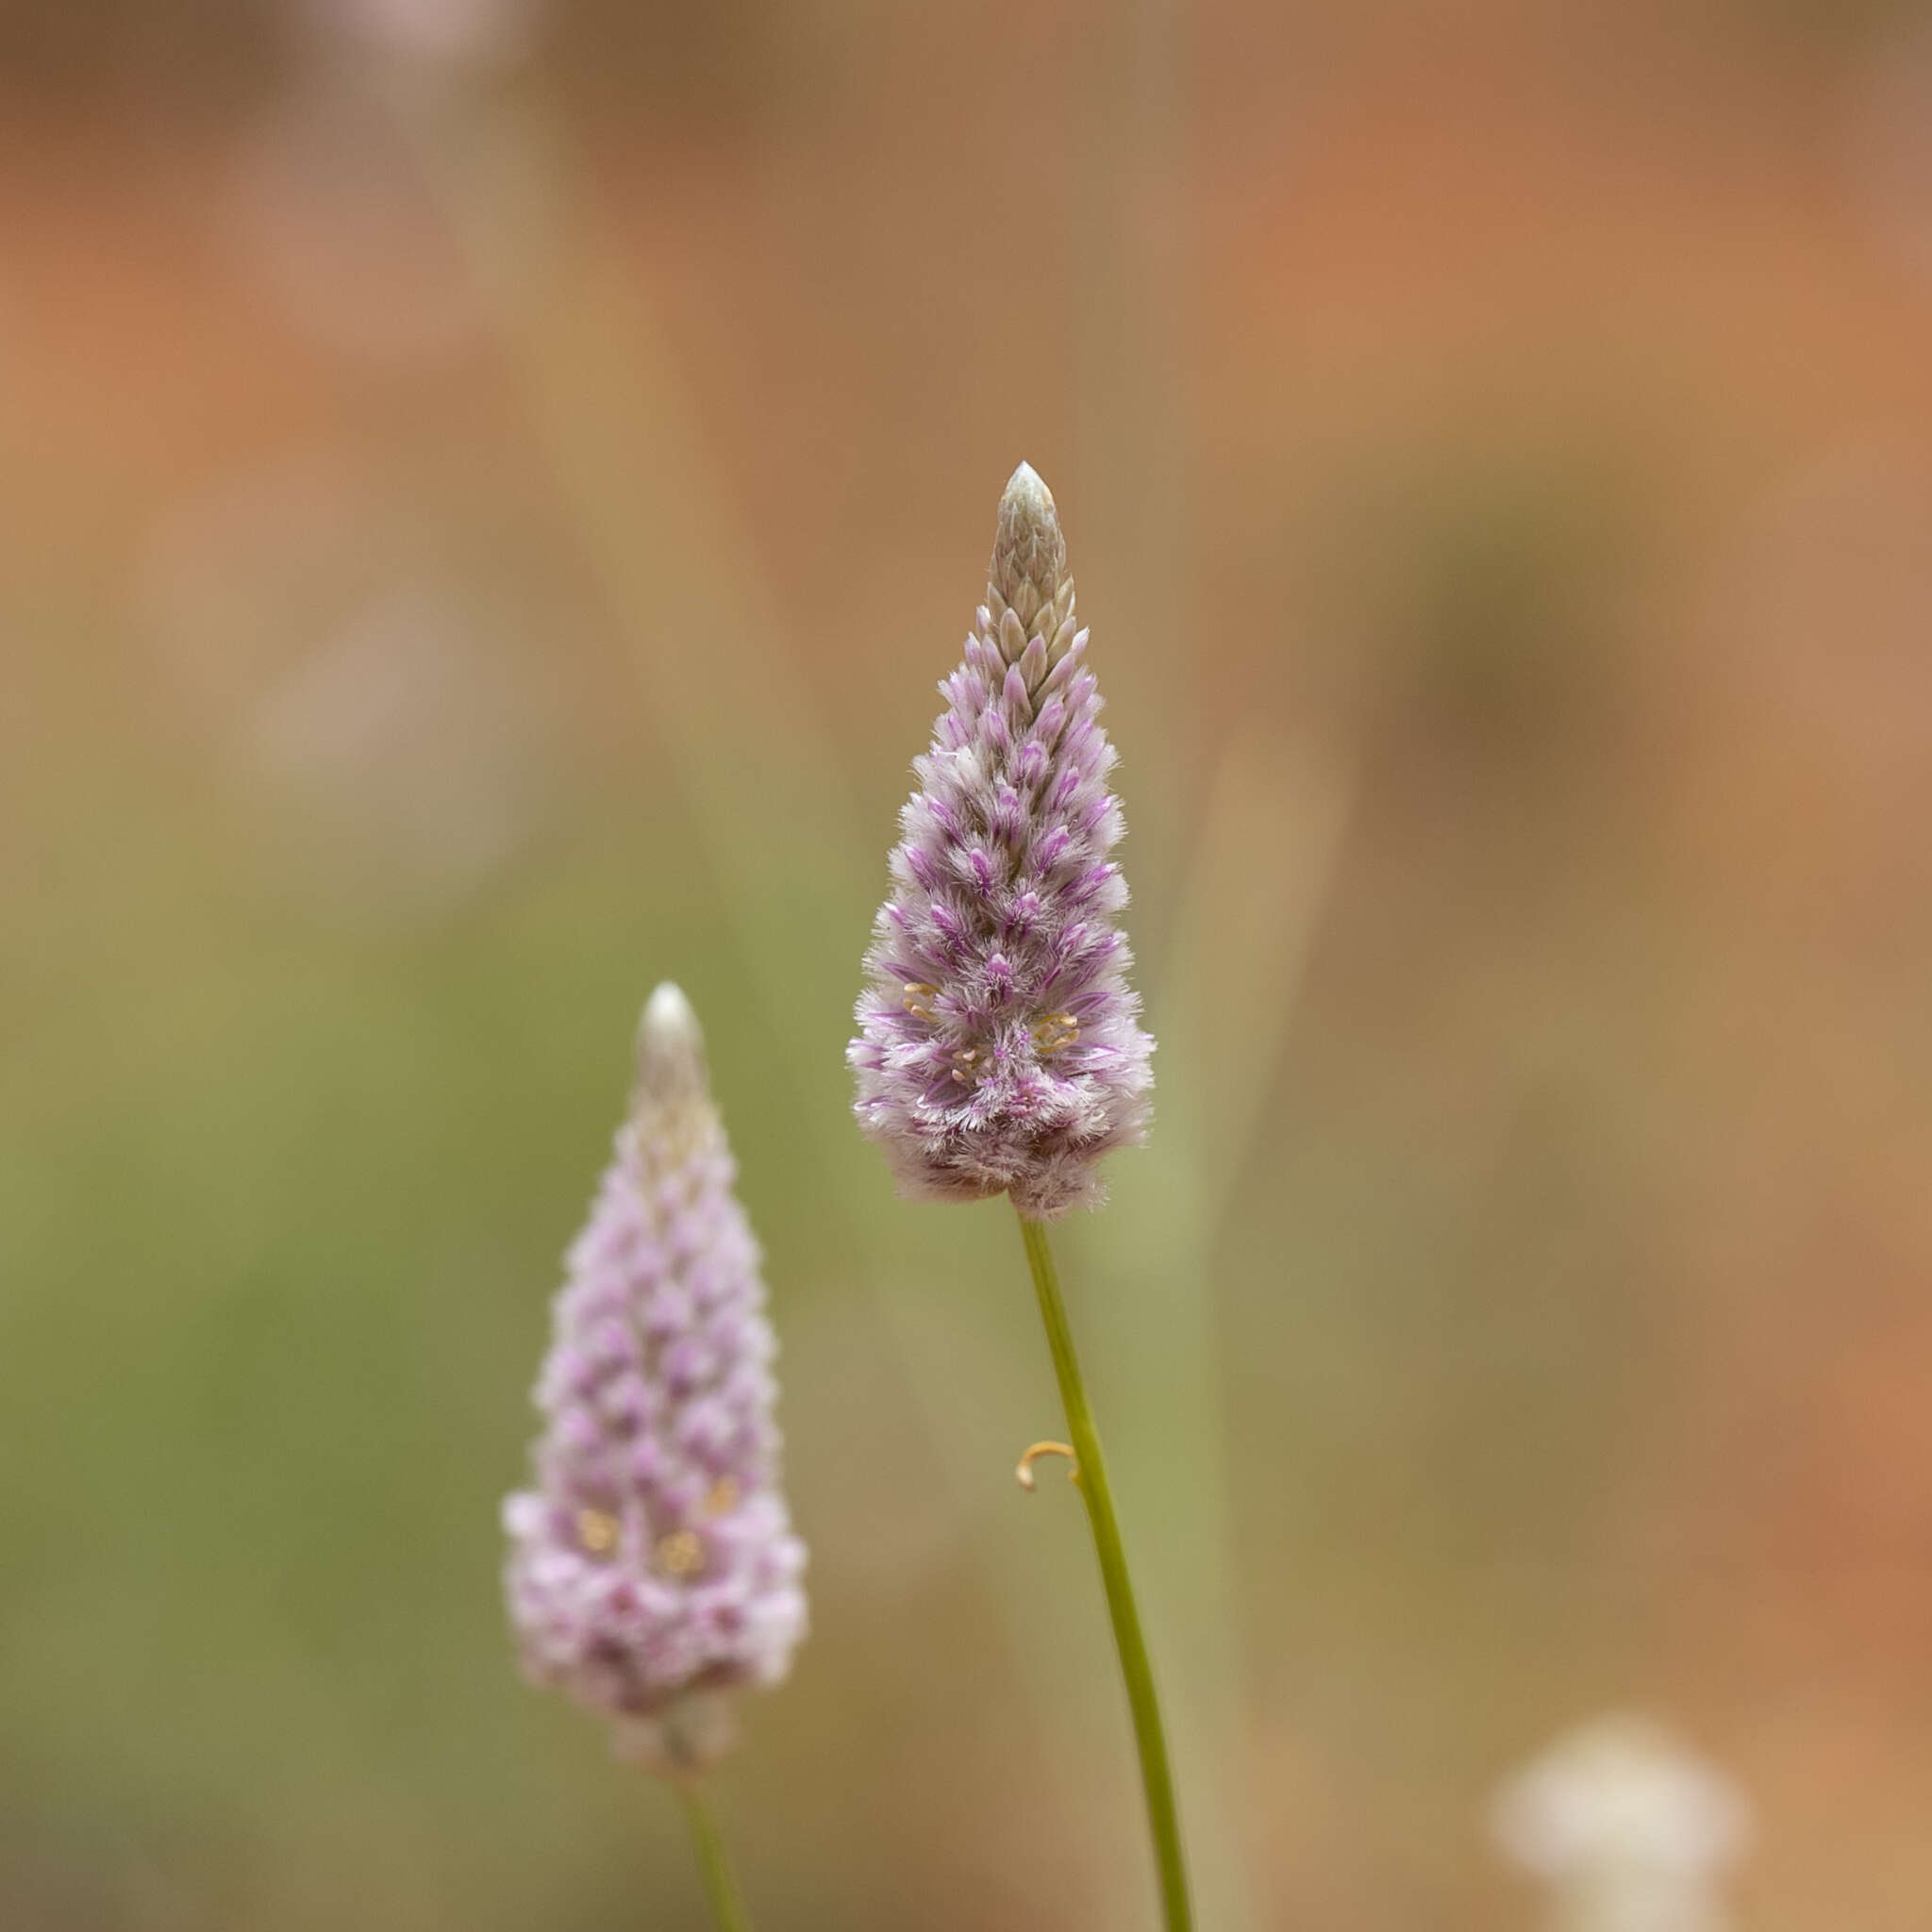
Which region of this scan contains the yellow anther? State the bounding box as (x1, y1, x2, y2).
(654, 1528, 706, 1577)
(1015, 1441, 1080, 1491)
(902, 982, 940, 1022)
(577, 1508, 620, 1554)
(704, 1477, 739, 1517)
(1032, 1012, 1080, 1057)
(949, 1045, 985, 1082)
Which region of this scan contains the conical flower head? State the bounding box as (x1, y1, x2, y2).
(849, 463, 1154, 1219)
(503, 984, 808, 1768)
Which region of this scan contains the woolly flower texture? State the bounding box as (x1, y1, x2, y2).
(850, 462, 1154, 1219)
(502, 984, 807, 1771)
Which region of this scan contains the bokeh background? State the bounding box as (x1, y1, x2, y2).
(5, 1, 1932, 1925)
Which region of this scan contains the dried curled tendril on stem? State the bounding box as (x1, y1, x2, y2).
(1015, 1441, 1080, 1490)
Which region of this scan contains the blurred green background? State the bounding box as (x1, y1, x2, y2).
(5, 1, 1932, 1925)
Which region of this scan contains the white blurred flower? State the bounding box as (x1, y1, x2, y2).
(1842, 9, 1932, 297)
(299, 0, 541, 70)
(242, 580, 549, 915)
(136, 452, 555, 925)
(228, 84, 485, 365)
(1492, 1715, 1751, 1932)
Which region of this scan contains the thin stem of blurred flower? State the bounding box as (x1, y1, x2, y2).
(675, 1780, 753, 1932)
(1016, 1208, 1193, 1932)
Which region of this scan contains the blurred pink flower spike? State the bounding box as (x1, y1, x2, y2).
(504, 983, 808, 1774)
(1492, 1713, 1753, 1932)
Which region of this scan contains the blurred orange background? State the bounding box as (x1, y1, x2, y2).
(4, 2, 1932, 1926)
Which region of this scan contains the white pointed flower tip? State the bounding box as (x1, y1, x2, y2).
(1491, 1712, 1753, 1883)
(991, 459, 1067, 619)
(1002, 459, 1056, 525)
(635, 981, 708, 1106)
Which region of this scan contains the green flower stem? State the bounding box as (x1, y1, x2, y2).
(675, 1779, 752, 1932)
(1016, 1208, 1194, 1932)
